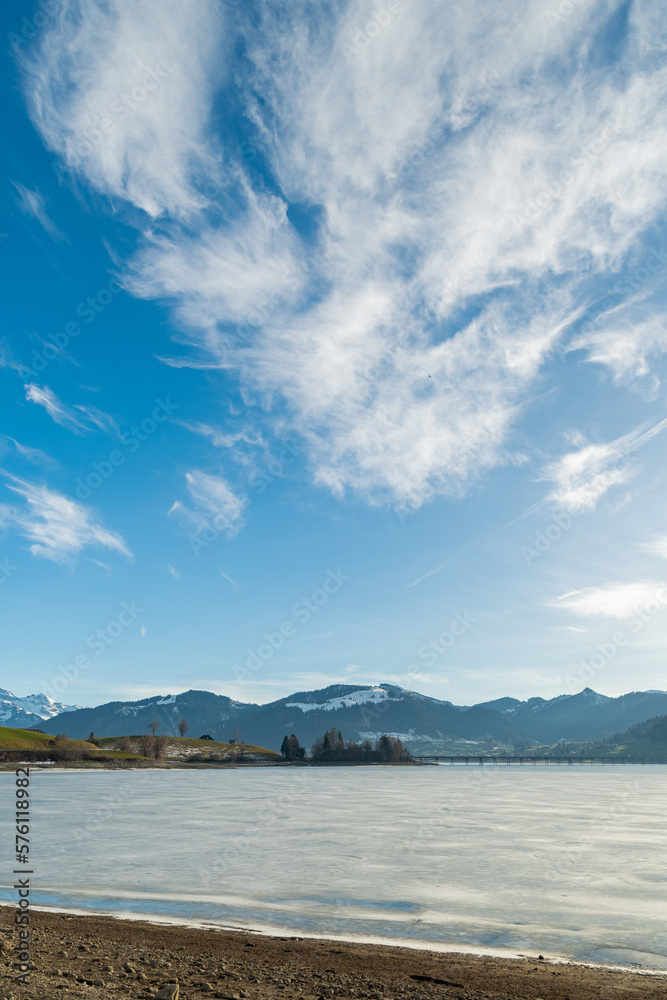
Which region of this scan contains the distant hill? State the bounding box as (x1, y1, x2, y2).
(38, 690, 258, 744)
(37, 684, 533, 749)
(483, 688, 667, 742)
(609, 712, 667, 744)
(20, 683, 667, 752)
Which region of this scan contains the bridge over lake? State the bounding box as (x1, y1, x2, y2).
(415, 754, 667, 765)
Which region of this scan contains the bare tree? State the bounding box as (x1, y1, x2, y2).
(148, 718, 160, 736)
(178, 717, 189, 737)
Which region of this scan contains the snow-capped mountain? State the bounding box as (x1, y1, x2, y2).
(5, 683, 667, 751)
(0, 688, 84, 729)
(285, 687, 396, 713)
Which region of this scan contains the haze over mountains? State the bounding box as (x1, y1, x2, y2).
(4, 684, 667, 752)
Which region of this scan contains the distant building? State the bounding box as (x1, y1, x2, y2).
(199, 734, 214, 741)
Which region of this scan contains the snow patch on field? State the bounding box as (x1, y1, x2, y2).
(359, 732, 420, 742)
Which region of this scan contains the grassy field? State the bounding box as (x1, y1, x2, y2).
(595, 739, 667, 760)
(96, 735, 282, 763)
(0, 727, 282, 764)
(0, 726, 93, 751)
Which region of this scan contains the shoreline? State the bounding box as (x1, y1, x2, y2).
(2, 905, 666, 1000)
(22, 903, 667, 974)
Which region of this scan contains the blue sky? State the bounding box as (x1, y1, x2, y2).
(2, 0, 667, 709)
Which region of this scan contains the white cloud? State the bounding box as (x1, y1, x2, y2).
(168, 470, 246, 538)
(24, 0, 227, 218)
(572, 317, 667, 385)
(24, 0, 667, 508)
(548, 581, 667, 618)
(12, 181, 64, 240)
(219, 569, 240, 589)
(86, 557, 112, 575)
(1, 435, 55, 466)
(2, 476, 131, 565)
(74, 404, 119, 436)
(532, 418, 667, 514)
(25, 384, 87, 433)
(641, 537, 667, 560)
(24, 384, 118, 436)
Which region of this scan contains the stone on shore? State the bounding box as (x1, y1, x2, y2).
(155, 985, 179, 999)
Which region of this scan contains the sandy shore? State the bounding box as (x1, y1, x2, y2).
(1, 906, 666, 1000)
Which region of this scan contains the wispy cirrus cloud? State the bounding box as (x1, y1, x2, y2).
(23, 0, 667, 510)
(548, 581, 667, 619)
(1, 475, 131, 565)
(177, 420, 267, 470)
(520, 418, 667, 517)
(168, 469, 246, 538)
(25, 383, 87, 432)
(0, 435, 55, 466)
(24, 383, 118, 436)
(12, 181, 64, 240)
(641, 536, 667, 560)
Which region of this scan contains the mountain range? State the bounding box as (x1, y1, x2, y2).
(4, 683, 667, 751)
(0, 688, 81, 730)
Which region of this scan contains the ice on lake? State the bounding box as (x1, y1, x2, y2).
(2, 765, 666, 968)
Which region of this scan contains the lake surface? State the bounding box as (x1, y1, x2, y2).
(1, 766, 666, 968)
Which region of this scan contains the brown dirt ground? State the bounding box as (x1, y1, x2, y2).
(1, 906, 665, 1000)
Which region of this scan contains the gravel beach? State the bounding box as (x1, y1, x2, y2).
(1, 906, 666, 1000)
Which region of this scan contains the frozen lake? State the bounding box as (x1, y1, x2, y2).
(2, 766, 666, 968)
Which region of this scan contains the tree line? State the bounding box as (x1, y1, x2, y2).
(280, 727, 413, 763)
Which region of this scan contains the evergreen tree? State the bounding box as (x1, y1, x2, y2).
(281, 734, 306, 760)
